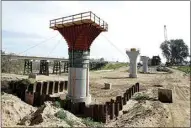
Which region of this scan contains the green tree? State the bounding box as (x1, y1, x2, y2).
(1, 51, 11, 73)
(160, 39, 189, 65)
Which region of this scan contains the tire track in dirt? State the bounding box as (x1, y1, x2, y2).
(164, 69, 190, 127)
(168, 103, 190, 127)
(174, 85, 187, 101)
(177, 86, 190, 101)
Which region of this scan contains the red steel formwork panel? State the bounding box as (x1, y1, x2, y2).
(58, 24, 101, 51)
(50, 11, 108, 51)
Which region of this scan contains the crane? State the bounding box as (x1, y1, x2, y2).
(164, 25, 168, 42)
(164, 25, 171, 64)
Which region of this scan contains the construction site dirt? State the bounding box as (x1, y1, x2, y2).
(1, 66, 190, 127)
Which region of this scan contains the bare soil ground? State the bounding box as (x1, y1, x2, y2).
(90, 67, 190, 127)
(1, 93, 37, 127)
(1, 93, 86, 127)
(1, 66, 190, 127)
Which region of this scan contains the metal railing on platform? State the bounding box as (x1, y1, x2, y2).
(50, 11, 108, 31)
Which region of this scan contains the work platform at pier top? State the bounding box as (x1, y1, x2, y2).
(50, 11, 108, 51)
(50, 11, 108, 31)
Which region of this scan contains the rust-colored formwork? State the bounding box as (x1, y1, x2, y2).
(50, 11, 108, 51)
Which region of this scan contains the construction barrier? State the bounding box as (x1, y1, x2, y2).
(61, 83, 140, 123)
(8, 80, 140, 123)
(8, 80, 68, 106)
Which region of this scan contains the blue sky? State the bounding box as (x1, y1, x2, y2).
(2, 1, 190, 62)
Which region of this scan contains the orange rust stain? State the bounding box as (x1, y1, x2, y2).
(25, 92, 34, 105)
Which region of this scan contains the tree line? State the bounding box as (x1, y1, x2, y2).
(1, 51, 25, 74)
(160, 39, 189, 66)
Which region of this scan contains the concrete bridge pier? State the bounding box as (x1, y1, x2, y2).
(39, 60, 49, 76)
(126, 48, 140, 78)
(63, 62, 69, 73)
(24, 59, 33, 75)
(141, 56, 149, 73)
(53, 60, 61, 75)
(67, 50, 91, 104)
(49, 11, 108, 105)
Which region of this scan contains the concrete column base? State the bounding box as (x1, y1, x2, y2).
(66, 94, 91, 105)
(129, 74, 138, 78)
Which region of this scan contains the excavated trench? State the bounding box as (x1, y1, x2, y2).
(1, 78, 142, 124)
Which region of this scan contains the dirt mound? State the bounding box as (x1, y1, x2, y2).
(18, 105, 45, 126)
(120, 100, 168, 127)
(2, 93, 37, 127)
(2, 93, 86, 127)
(17, 101, 86, 127)
(106, 88, 170, 127)
(35, 102, 86, 127)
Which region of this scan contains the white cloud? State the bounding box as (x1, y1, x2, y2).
(2, 1, 190, 62)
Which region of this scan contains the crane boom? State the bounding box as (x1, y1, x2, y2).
(164, 25, 168, 42)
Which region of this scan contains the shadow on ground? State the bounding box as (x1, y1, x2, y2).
(138, 72, 158, 74)
(102, 77, 132, 79)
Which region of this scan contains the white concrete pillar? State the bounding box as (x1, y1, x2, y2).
(66, 50, 91, 104)
(67, 67, 91, 104)
(126, 48, 140, 78)
(141, 56, 149, 73)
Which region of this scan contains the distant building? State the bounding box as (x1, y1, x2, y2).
(152, 56, 161, 66)
(148, 55, 161, 66)
(148, 59, 152, 66)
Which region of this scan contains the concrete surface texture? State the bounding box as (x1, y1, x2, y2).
(141, 56, 150, 73)
(126, 48, 140, 78)
(67, 51, 91, 104)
